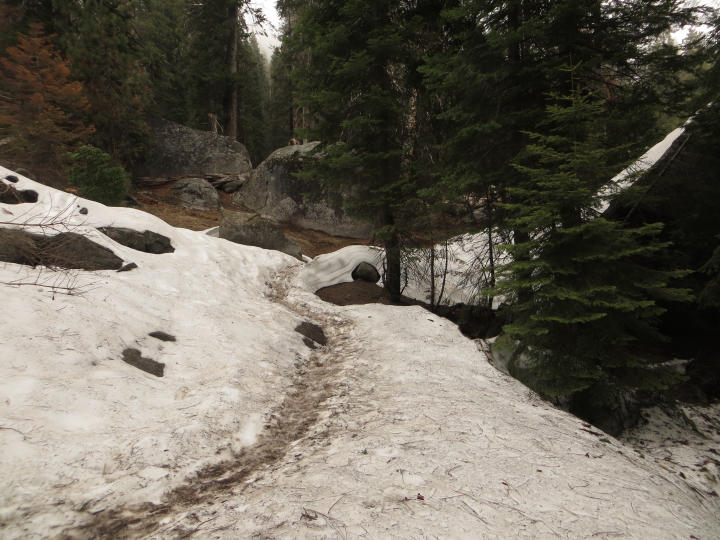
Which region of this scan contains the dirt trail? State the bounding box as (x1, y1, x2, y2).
(62, 267, 353, 539)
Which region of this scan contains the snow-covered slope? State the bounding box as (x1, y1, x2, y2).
(1, 167, 718, 538)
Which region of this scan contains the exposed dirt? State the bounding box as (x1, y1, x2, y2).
(316, 280, 395, 306)
(62, 268, 355, 539)
(284, 223, 369, 258)
(134, 185, 369, 258)
(132, 187, 224, 231)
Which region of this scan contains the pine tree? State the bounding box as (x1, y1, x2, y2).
(135, 0, 192, 123)
(496, 85, 690, 404)
(0, 23, 94, 169)
(57, 0, 151, 166)
(267, 45, 294, 150)
(291, 0, 416, 299)
(183, 0, 245, 132)
(236, 36, 271, 164)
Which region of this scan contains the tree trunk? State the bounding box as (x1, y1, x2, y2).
(430, 244, 436, 307)
(227, 2, 241, 140)
(379, 207, 401, 302)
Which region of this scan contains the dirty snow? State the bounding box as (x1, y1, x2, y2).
(1, 166, 719, 538)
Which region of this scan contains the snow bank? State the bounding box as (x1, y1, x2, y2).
(295, 244, 385, 292)
(0, 167, 308, 535)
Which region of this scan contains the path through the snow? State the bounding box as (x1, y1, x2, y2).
(62, 267, 358, 538)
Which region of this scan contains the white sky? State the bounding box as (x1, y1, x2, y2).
(251, 0, 281, 60)
(250, 0, 718, 61)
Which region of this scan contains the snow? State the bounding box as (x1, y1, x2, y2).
(1, 166, 719, 538)
(596, 125, 687, 213)
(296, 245, 385, 292)
(297, 233, 508, 306)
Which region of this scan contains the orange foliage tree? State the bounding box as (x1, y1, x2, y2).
(0, 23, 94, 169)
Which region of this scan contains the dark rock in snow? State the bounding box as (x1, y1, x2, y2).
(149, 331, 176, 342)
(117, 262, 138, 272)
(0, 229, 123, 270)
(295, 321, 327, 348)
(122, 348, 165, 377)
(171, 177, 219, 210)
(98, 227, 175, 254)
(219, 209, 302, 260)
(0, 183, 38, 204)
(352, 262, 381, 283)
(233, 142, 372, 239)
(302, 337, 318, 350)
(38, 233, 123, 270)
(0, 228, 40, 266)
(5, 175, 18, 183)
(79, 207, 88, 215)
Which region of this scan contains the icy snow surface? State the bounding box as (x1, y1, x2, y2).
(1, 166, 719, 538)
(595, 126, 687, 213)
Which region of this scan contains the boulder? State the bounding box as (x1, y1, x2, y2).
(121, 348, 165, 377)
(0, 228, 40, 266)
(352, 262, 381, 283)
(0, 229, 123, 270)
(219, 209, 302, 260)
(232, 142, 372, 239)
(38, 233, 123, 270)
(221, 174, 249, 193)
(171, 178, 218, 210)
(98, 227, 174, 254)
(1, 182, 38, 204)
(294, 321, 327, 349)
(135, 119, 253, 178)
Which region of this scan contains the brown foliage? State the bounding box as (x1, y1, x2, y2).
(0, 23, 94, 169)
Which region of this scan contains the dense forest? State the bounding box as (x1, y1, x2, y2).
(1, 0, 719, 430)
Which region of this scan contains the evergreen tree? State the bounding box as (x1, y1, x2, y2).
(57, 0, 151, 167)
(497, 86, 690, 406)
(236, 36, 270, 164)
(267, 45, 294, 150)
(291, 0, 416, 299)
(0, 23, 94, 170)
(135, 0, 192, 123)
(67, 144, 131, 205)
(183, 0, 244, 132)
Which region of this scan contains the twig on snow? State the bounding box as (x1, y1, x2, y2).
(0, 426, 27, 440)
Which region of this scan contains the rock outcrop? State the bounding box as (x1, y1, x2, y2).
(219, 209, 302, 260)
(136, 119, 253, 178)
(232, 142, 372, 239)
(170, 178, 219, 210)
(0, 229, 123, 270)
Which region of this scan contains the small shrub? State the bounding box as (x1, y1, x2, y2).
(67, 145, 130, 205)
